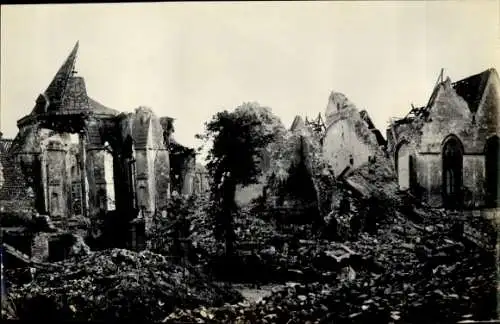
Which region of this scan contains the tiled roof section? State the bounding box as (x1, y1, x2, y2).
(44, 41, 80, 113)
(86, 121, 103, 146)
(452, 69, 492, 114)
(0, 138, 13, 154)
(0, 139, 31, 202)
(26, 42, 119, 123)
(61, 76, 90, 112)
(88, 97, 120, 116)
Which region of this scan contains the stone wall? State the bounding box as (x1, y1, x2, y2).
(389, 70, 500, 208)
(118, 107, 170, 234)
(323, 115, 379, 177)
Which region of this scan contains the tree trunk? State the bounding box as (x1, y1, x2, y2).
(221, 177, 237, 257)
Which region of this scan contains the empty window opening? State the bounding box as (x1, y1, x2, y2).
(71, 183, 83, 216)
(396, 142, 411, 191)
(442, 136, 463, 209)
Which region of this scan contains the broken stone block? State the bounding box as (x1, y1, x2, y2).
(31, 233, 49, 263)
(68, 234, 92, 258)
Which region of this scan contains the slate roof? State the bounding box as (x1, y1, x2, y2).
(393, 68, 496, 130)
(0, 138, 31, 203)
(452, 69, 493, 114)
(28, 41, 118, 119)
(88, 97, 120, 116)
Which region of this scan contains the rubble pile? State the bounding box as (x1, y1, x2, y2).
(2, 249, 243, 321)
(164, 212, 497, 323)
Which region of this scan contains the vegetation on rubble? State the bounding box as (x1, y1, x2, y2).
(263, 123, 336, 229)
(196, 102, 285, 257)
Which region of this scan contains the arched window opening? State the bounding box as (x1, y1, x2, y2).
(442, 136, 463, 209)
(396, 142, 411, 191)
(103, 149, 116, 211)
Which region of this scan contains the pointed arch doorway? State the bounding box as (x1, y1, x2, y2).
(442, 136, 463, 209)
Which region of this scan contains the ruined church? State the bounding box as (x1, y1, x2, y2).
(3, 42, 200, 249)
(387, 68, 500, 209)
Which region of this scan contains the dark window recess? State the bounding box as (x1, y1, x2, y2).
(485, 136, 500, 207)
(442, 137, 463, 209)
(71, 183, 82, 216)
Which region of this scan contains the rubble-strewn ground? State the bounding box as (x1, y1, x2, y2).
(2, 249, 243, 321)
(165, 209, 497, 324)
(2, 186, 498, 323)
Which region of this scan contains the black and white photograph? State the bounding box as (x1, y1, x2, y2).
(0, 1, 499, 323)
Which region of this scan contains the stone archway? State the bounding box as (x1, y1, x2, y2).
(442, 135, 463, 209)
(485, 135, 500, 207)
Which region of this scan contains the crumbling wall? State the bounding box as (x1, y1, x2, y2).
(463, 155, 486, 207)
(119, 107, 170, 234)
(322, 92, 383, 177)
(264, 123, 336, 225)
(474, 70, 500, 140)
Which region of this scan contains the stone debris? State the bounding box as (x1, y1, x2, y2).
(2, 249, 243, 321)
(163, 212, 497, 324)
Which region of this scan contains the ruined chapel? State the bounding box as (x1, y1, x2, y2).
(2, 42, 202, 248)
(387, 68, 500, 209)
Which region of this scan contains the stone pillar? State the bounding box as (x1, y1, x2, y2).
(79, 132, 89, 219)
(39, 153, 49, 214)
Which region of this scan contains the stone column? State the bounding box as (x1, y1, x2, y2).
(39, 153, 49, 214)
(79, 132, 89, 219)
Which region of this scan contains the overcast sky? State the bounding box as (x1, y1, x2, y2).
(1, 1, 499, 160)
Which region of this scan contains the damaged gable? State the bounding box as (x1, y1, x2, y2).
(322, 91, 385, 177)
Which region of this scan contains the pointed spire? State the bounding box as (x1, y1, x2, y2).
(43, 41, 79, 108)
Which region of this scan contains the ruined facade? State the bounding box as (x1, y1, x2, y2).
(387, 68, 500, 209)
(322, 92, 386, 177)
(4, 42, 194, 251)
